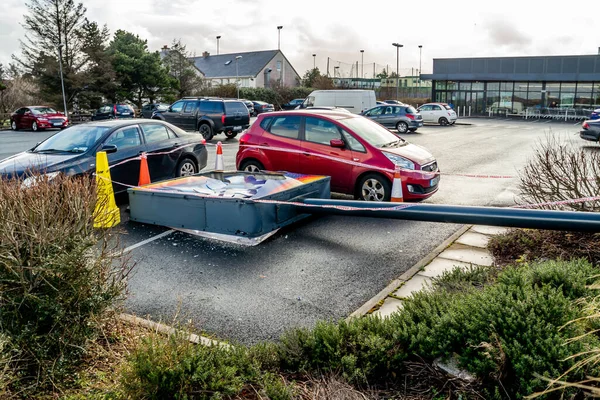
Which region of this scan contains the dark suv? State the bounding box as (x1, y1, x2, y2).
(91, 104, 135, 120)
(152, 98, 250, 140)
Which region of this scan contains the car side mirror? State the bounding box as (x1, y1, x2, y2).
(330, 139, 345, 148)
(101, 144, 118, 154)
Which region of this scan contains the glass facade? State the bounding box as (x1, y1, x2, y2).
(433, 81, 600, 115)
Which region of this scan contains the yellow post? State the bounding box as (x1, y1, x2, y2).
(94, 151, 120, 228)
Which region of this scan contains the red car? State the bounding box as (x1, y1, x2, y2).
(10, 106, 69, 131)
(235, 110, 440, 201)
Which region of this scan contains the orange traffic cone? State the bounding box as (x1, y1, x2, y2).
(215, 141, 224, 171)
(391, 165, 403, 202)
(139, 152, 151, 186)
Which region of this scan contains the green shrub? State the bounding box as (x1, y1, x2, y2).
(431, 265, 495, 291)
(391, 259, 599, 398)
(276, 315, 404, 384)
(0, 174, 130, 391)
(488, 229, 600, 266)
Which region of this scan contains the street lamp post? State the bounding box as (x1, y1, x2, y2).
(216, 35, 221, 55)
(360, 50, 364, 88)
(392, 43, 403, 100)
(277, 26, 283, 50)
(418, 45, 423, 88)
(312, 53, 316, 70)
(57, 43, 68, 119)
(235, 55, 242, 99)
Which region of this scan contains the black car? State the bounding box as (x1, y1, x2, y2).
(580, 119, 600, 142)
(91, 104, 135, 120)
(281, 98, 304, 110)
(239, 99, 255, 116)
(141, 103, 169, 119)
(153, 98, 250, 140)
(252, 101, 275, 115)
(0, 119, 207, 195)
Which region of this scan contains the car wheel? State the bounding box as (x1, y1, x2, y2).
(11, 120, 18, 131)
(240, 159, 264, 173)
(439, 117, 449, 126)
(176, 158, 197, 177)
(225, 131, 238, 139)
(31, 121, 38, 131)
(357, 173, 391, 202)
(198, 123, 213, 140)
(396, 121, 409, 133)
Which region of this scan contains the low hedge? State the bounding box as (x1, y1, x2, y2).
(120, 259, 599, 399)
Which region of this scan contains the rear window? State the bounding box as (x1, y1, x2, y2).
(443, 105, 452, 110)
(116, 105, 132, 112)
(405, 106, 418, 114)
(259, 117, 272, 130)
(225, 102, 248, 114)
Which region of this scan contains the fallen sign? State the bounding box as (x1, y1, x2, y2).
(127, 170, 331, 245)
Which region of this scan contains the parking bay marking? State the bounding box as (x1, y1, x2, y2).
(123, 229, 175, 254)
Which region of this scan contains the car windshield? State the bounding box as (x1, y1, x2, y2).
(31, 107, 57, 115)
(33, 125, 110, 153)
(343, 116, 406, 148)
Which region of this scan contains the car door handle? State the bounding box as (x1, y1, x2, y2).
(303, 152, 311, 156)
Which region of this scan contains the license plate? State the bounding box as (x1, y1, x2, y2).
(121, 112, 130, 115)
(430, 176, 440, 187)
(53, 123, 61, 126)
(233, 126, 242, 131)
(418, 122, 423, 126)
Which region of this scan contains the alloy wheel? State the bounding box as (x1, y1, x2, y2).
(361, 178, 386, 201)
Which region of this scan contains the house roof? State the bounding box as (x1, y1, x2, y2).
(191, 50, 280, 78)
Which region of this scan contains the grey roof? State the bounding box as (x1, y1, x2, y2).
(191, 50, 279, 78)
(421, 54, 600, 82)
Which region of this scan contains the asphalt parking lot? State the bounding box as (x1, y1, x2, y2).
(0, 117, 590, 344)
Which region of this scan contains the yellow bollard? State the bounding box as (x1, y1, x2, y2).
(93, 151, 120, 228)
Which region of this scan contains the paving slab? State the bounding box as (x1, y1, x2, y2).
(470, 225, 511, 236)
(455, 231, 491, 248)
(437, 243, 494, 266)
(392, 274, 432, 299)
(372, 297, 404, 318)
(420, 257, 474, 278)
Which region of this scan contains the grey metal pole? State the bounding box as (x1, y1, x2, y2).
(418, 45, 422, 88)
(57, 44, 68, 119)
(277, 26, 283, 50)
(235, 55, 242, 99)
(216, 36, 221, 55)
(297, 199, 600, 232)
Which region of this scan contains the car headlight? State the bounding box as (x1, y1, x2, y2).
(383, 152, 415, 170)
(21, 171, 60, 188)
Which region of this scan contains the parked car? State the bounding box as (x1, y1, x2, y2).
(383, 100, 403, 105)
(252, 101, 275, 115)
(417, 103, 457, 126)
(152, 98, 250, 140)
(141, 103, 169, 119)
(0, 119, 207, 195)
(239, 99, 255, 116)
(236, 110, 439, 202)
(376, 101, 386, 105)
(282, 98, 304, 110)
(10, 106, 69, 131)
(589, 108, 600, 120)
(580, 119, 600, 142)
(304, 106, 351, 113)
(299, 90, 376, 114)
(362, 104, 423, 133)
(91, 104, 135, 121)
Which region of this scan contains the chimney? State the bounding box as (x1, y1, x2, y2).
(598, 47, 600, 55)
(202, 51, 210, 58)
(162, 45, 168, 50)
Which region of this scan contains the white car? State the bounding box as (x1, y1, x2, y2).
(417, 103, 457, 126)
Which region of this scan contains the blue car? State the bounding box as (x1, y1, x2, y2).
(589, 108, 600, 120)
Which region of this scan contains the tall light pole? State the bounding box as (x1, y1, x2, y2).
(216, 35, 221, 55)
(57, 44, 68, 119)
(277, 26, 283, 50)
(312, 53, 316, 70)
(360, 50, 364, 86)
(235, 55, 242, 99)
(418, 45, 423, 88)
(334, 66, 339, 78)
(392, 43, 403, 100)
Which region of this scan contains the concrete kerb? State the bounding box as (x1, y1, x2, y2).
(119, 313, 230, 348)
(347, 224, 471, 320)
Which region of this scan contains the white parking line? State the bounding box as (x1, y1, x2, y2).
(123, 229, 174, 253)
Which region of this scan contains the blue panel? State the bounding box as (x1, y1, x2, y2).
(515, 58, 529, 73)
(459, 59, 472, 73)
(488, 59, 501, 73)
(562, 57, 578, 73)
(501, 59, 515, 74)
(580, 57, 595, 73)
(547, 58, 561, 73)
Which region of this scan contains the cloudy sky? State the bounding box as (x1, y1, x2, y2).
(1, 0, 598, 77)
